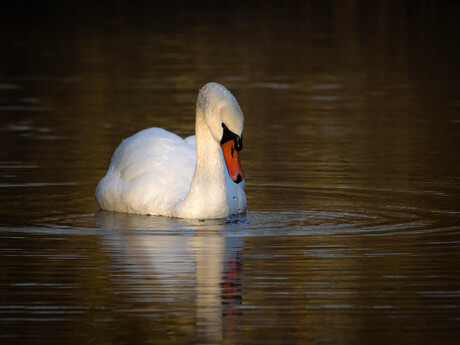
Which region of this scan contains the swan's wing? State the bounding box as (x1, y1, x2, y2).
(96, 128, 196, 216)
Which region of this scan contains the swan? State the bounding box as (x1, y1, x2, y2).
(95, 82, 246, 219)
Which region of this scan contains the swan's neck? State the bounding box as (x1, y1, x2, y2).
(176, 108, 228, 218)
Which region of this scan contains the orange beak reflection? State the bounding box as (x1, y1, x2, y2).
(221, 140, 244, 184)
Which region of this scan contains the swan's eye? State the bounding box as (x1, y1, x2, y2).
(236, 135, 243, 151)
(221, 122, 242, 152)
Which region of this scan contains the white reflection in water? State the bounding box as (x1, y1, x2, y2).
(96, 211, 242, 343)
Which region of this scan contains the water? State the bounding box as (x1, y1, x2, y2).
(1, 2, 460, 344)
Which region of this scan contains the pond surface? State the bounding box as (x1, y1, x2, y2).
(1, 2, 460, 344)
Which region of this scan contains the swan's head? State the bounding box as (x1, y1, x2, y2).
(197, 82, 244, 184)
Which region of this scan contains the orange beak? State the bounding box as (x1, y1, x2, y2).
(221, 140, 244, 184)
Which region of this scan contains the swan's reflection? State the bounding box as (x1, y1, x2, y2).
(96, 211, 243, 343)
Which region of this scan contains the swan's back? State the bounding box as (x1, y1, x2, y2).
(96, 128, 196, 216)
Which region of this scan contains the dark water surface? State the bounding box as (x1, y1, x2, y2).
(1, 2, 460, 344)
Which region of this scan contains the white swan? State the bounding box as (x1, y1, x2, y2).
(95, 82, 246, 219)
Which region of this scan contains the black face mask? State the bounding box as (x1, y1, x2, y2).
(221, 123, 243, 151)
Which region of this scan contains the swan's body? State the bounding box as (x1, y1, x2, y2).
(96, 83, 246, 219)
